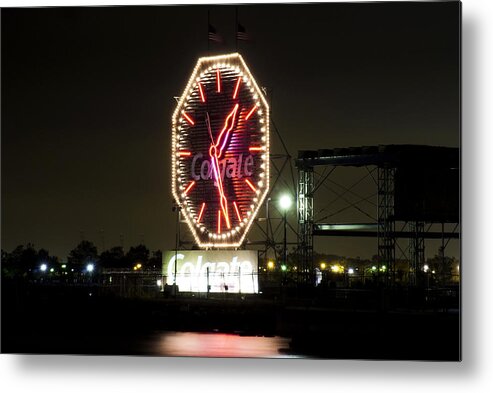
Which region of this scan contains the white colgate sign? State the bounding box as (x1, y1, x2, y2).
(162, 250, 258, 294)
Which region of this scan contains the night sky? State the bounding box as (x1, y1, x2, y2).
(1, 2, 460, 259)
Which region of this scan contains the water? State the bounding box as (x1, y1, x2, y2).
(147, 332, 302, 358)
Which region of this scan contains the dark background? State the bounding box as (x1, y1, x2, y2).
(1, 2, 460, 259)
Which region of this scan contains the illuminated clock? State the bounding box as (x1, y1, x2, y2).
(171, 53, 270, 248)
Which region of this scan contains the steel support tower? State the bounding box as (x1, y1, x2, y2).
(297, 165, 314, 284)
(409, 221, 425, 286)
(377, 165, 396, 285)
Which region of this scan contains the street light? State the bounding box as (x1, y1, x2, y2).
(279, 194, 292, 211)
(279, 194, 292, 275)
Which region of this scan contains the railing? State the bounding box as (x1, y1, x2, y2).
(7, 269, 459, 310)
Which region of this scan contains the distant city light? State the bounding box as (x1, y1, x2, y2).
(331, 265, 343, 273)
(49, 268, 54, 273)
(86, 263, 94, 273)
(157, 280, 162, 287)
(267, 261, 275, 270)
(371, 266, 377, 271)
(423, 264, 429, 273)
(281, 265, 287, 272)
(40, 263, 47, 272)
(61, 264, 66, 269)
(432, 270, 436, 274)
(320, 262, 326, 270)
(348, 268, 354, 274)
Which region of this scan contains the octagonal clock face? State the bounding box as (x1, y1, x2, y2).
(172, 53, 270, 248)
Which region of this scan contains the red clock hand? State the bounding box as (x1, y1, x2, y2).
(210, 150, 230, 231)
(215, 104, 239, 159)
(208, 104, 239, 231)
(205, 112, 214, 145)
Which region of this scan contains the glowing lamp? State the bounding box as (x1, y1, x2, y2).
(279, 194, 292, 211)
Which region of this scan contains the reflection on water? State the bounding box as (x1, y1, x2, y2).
(155, 332, 302, 358)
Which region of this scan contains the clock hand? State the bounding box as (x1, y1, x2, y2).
(205, 105, 239, 152)
(208, 104, 239, 231)
(205, 112, 214, 145)
(215, 104, 239, 159)
(206, 117, 225, 230)
(209, 148, 231, 231)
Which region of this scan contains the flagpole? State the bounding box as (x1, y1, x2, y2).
(235, 6, 238, 52)
(208, 9, 210, 54)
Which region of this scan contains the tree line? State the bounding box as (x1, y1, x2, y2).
(1, 241, 162, 278)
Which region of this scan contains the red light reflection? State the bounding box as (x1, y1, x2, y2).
(158, 332, 299, 358)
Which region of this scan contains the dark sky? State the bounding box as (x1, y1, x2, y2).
(1, 2, 460, 259)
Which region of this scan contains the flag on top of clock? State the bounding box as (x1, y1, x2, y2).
(236, 23, 250, 41)
(208, 24, 223, 43)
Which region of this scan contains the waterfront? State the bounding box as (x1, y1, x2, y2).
(1, 280, 459, 359)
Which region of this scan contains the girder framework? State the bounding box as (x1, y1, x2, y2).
(377, 166, 395, 285)
(296, 145, 459, 287)
(297, 166, 314, 284)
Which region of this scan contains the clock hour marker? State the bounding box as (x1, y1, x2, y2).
(178, 151, 192, 157)
(216, 69, 221, 93)
(183, 112, 195, 125)
(249, 147, 262, 152)
(217, 210, 222, 234)
(245, 104, 258, 120)
(198, 82, 206, 103)
(184, 180, 196, 195)
(233, 201, 242, 222)
(245, 179, 257, 192)
(197, 202, 206, 223)
(233, 77, 242, 99)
